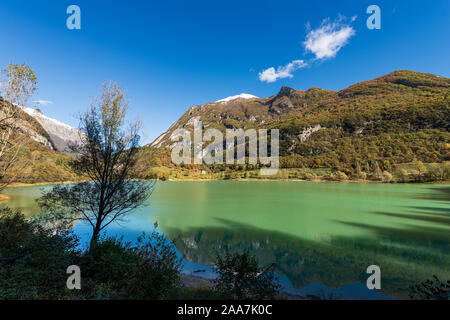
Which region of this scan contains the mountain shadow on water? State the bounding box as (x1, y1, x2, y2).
(165, 209, 449, 299)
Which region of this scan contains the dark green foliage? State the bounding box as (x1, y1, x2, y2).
(124, 232, 183, 299)
(80, 233, 182, 299)
(0, 209, 182, 300)
(213, 250, 280, 300)
(0, 207, 79, 299)
(409, 275, 450, 300)
(82, 237, 137, 293)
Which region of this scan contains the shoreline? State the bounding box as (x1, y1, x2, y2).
(166, 178, 450, 184)
(0, 194, 11, 203)
(180, 273, 399, 300)
(5, 180, 83, 188)
(2, 178, 449, 188)
(180, 274, 305, 300)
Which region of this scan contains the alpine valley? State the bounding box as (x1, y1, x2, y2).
(1, 70, 449, 184)
(135, 70, 450, 182)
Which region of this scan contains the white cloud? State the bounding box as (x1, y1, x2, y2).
(34, 100, 53, 106)
(257, 16, 356, 83)
(303, 18, 355, 60)
(258, 60, 307, 83)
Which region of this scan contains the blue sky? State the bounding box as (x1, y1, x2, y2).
(0, 0, 449, 144)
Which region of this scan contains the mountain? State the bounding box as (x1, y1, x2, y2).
(145, 70, 450, 178)
(0, 97, 55, 149)
(149, 92, 261, 148)
(21, 107, 82, 153)
(0, 98, 81, 183)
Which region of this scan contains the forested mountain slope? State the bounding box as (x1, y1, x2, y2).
(142, 70, 449, 181)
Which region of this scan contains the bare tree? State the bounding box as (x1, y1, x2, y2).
(38, 81, 154, 248)
(0, 63, 37, 190)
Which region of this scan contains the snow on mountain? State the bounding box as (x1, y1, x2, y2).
(21, 107, 83, 153)
(216, 93, 259, 103)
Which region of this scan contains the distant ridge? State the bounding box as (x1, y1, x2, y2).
(147, 70, 449, 171)
(21, 107, 83, 153)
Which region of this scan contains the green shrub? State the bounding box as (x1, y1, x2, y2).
(82, 237, 138, 292)
(0, 209, 182, 300)
(213, 250, 280, 300)
(126, 232, 183, 299)
(329, 171, 349, 181)
(304, 172, 317, 180)
(0, 208, 80, 299)
(82, 233, 182, 299)
(382, 171, 393, 182)
(145, 168, 170, 180)
(409, 275, 450, 300)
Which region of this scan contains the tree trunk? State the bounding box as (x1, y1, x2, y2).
(89, 219, 102, 251)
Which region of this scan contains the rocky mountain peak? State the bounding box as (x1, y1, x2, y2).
(277, 86, 295, 97)
(21, 107, 83, 153)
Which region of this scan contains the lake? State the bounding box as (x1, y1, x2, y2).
(2, 181, 449, 299)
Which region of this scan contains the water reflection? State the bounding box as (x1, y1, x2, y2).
(164, 187, 450, 299)
(166, 217, 448, 298)
(2, 182, 449, 299)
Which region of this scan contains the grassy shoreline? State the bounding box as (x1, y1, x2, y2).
(3, 177, 449, 188)
(5, 180, 81, 188)
(3, 161, 448, 186)
(166, 178, 450, 184)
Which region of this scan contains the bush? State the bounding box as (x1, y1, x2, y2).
(304, 172, 317, 180)
(359, 172, 367, 180)
(82, 237, 138, 294)
(409, 275, 450, 300)
(126, 232, 182, 299)
(398, 168, 409, 182)
(157, 171, 170, 181)
(382, 171, 393, 182)
(145, 168, 170, 180)
(82, 233, 183, 299)
(0, 208, 80, 299)
(329, 171, 349, 181)
(213, 250, 280, 300)
(0, 208, 182, 300)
